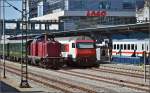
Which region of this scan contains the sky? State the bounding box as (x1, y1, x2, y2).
(0, 0, 22, 20)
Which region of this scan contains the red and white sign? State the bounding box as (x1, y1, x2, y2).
(87, 11, 107, 16)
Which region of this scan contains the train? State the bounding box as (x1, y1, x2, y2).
(111, 39, 150, 64)
(0, 34, 99, 69)
(55, 36, 99, 67)
(0, 34, 63, 69)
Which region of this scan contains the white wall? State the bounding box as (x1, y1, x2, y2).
(136, 4, 150, 22)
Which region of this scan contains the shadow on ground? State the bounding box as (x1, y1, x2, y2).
(0, 81, 19, 92)
(0, 81, 44, 93)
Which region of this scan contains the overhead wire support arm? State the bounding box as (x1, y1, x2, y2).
(5, 0, 44, 18)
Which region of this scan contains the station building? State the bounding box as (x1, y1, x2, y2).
(136, 1, 150, 23)
(29, 0, 144, 31)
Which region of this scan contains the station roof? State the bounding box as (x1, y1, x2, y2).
(53, 22, 149, 37)
(1, 20, 149, 37)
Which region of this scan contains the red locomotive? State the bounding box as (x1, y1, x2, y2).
(55, 36, 99, 67)
(28, 34, 64, 69)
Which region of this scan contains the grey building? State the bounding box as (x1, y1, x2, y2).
(29, 0, 144, 31)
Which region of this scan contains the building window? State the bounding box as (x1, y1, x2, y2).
(123, 0, 134, 9)
(99, 0, 110, 9)
(69, 0, 85, 11)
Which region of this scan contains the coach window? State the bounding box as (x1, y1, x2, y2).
(128, 44, 130, 50)
(124, 44, 126, 50)
(72, 43, 75, 48)
(135, 44, 137, 50)
(114, 44, 116, 49)
(131, 44, 134, 50)
(117, 44, 119, 50)
(120, 44, 123, 50)
(142, 44, 144, 50)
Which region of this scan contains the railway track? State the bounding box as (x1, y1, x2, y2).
(99, 65, 150, 73)
(55, 70, 150, 92)
(2, 60, 150, 92)
(0, 65, 97, 93)
(91, 67, 150, 79)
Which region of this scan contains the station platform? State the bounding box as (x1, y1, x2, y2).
(0, 71, 55, 93)
(0, 77, 48, 93)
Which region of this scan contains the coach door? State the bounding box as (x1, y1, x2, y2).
(69, 42, 76, 59)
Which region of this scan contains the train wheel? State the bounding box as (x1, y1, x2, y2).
(40, 59, 48, 69)
(39, 62, 43, 68)
(93, 62, 100, 68)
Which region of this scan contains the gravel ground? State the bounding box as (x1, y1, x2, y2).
(71, 68, 150, 85)
(2, 61, 149, 93)
(0, 68, 62, 93)
(99, 63, 150, 73)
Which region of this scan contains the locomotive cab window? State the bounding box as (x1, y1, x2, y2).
(76, 42, 95, 49)
(72, 43, 75, 48)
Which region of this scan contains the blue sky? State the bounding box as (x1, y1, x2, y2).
(2, 0, 22, 19)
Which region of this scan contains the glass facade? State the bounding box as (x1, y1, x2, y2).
(68, 0, 111, 11)
(29, 0, 144, 18)
(29, 0, 144, 31)
(60, 16, 136, 30)
(41, 0, 142, 12)
(122, 0, 135, 9)
(29, 0, 38, 18)
(43, 0, 65, 15)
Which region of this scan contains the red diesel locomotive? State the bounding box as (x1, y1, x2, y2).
(28, 34, 64, 69)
